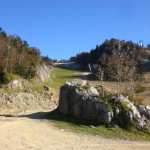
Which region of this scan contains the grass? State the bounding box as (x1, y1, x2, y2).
(48, 67, 78, 90)
(4, 73, 22, 84)
(88, 73, 150, 105)
(45, 109, 150, 141)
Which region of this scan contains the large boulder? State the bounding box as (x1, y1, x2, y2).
(7, 79, 32, 89)
(58, 81, 150, 129)
(59, 81, 112, 124)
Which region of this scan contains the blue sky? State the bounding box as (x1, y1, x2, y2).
(0, 0, 150, 60)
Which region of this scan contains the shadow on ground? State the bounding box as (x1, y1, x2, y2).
(0, 111, 50, 120)
(44, 109, 99, 126)
(60, 74, 90, 80)
(0, 109, 99, 126)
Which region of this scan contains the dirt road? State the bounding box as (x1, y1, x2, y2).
(0, 110, 150, 150)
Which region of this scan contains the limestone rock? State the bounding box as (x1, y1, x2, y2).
(58, 81, 150, 129)
(59, 81, 110, 124)
(87, 86, 99, 97)
(117, 95, 141, 118)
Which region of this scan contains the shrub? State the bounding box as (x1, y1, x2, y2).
(0, 72, 20, 84)
(135, 83, 146, 93)
(128, 95, 144, 105)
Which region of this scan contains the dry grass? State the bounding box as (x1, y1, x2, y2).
(135, 73, 150, 105)
(88, 72, 150, 105)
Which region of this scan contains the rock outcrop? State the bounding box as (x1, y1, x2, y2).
(7, 64, 52, 89)
(58, 81, 150, 129)
(36, 64, 52, 83)
(7, 79, 32, 89)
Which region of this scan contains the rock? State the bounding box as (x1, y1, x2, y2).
(60, 129, 64, 132)
(7, 79, 23, 89)
(137, 105, 146, 114)
(87, 86, 99, 97)
(90, 125, 96, 128)
(59, 81, 113, 125)
(104, 111, 114, 124)
(117, 95, 141, 118)
(43, 86, 50, 91)
(115, 107, 120, 115)
(128, 111, 133, 121)
(145, 106, 150, 119)
(0, 90, 58, 114)
(81, 80, 87, 86)
(58, 81, 150, 129)
(24, 89, 33, 93)
(36, 65, 52, 83)
(50, 93, 53, 96)
(7, 79, 33, 89)
(136, 118, 148, 130)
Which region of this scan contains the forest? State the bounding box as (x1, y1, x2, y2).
(70, 38, 150, 81)
(0, 28, 52, 83)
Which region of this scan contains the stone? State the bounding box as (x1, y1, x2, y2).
(104, 111, 113, 124)
(7, 79, 23, 89)
(115, 107, 120, 115)
(90, 125, 96, 128)
(145, 106, 150, 119)
(128, 111, 133, 121)
(117, 95, 141, 118)
(59, 81, 113, 125)
(43, 86, 50, 91)
(87, 86, 99, 97)
(136, 118, 148, 130)
(58, 81, 150, 129)
(137, 105, 146, 114)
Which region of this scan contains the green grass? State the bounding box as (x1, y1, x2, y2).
(45, 109, 150, 141)
(48, 67, 77, 90)
(2, 73, 22, 84)
(24, 67, 77, 92)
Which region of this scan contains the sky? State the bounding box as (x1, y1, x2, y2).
(0, 0, 150, 60)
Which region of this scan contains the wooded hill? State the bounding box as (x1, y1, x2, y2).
(0, 28, 52, 83)
(70, 38, 150, 81)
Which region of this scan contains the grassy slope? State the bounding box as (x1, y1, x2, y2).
(136, 73, 150, 105)
(88, 72, 150, 105)
(26, 67, 75, 92)
(48, 67, 78, 90)
(46, 109, 150, 141)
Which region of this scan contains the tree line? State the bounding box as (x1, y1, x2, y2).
(70, 38, 150, 81)
(0, 27, 52, 82)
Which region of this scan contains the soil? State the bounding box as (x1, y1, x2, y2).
(0, 110, 150, 150)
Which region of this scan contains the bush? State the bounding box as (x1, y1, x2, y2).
(0, 72, 20, 84)
(128, 95, 144, 105)
(135, 83, 146, 93)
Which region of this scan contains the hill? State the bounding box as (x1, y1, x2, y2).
(0, 28, 53, 84)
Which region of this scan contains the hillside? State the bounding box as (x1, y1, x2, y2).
(0, 28, 53, 85)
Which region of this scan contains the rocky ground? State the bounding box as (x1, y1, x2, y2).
(0, 89, 58, 115)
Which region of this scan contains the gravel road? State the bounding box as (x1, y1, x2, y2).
(0, 110, 150, 150)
